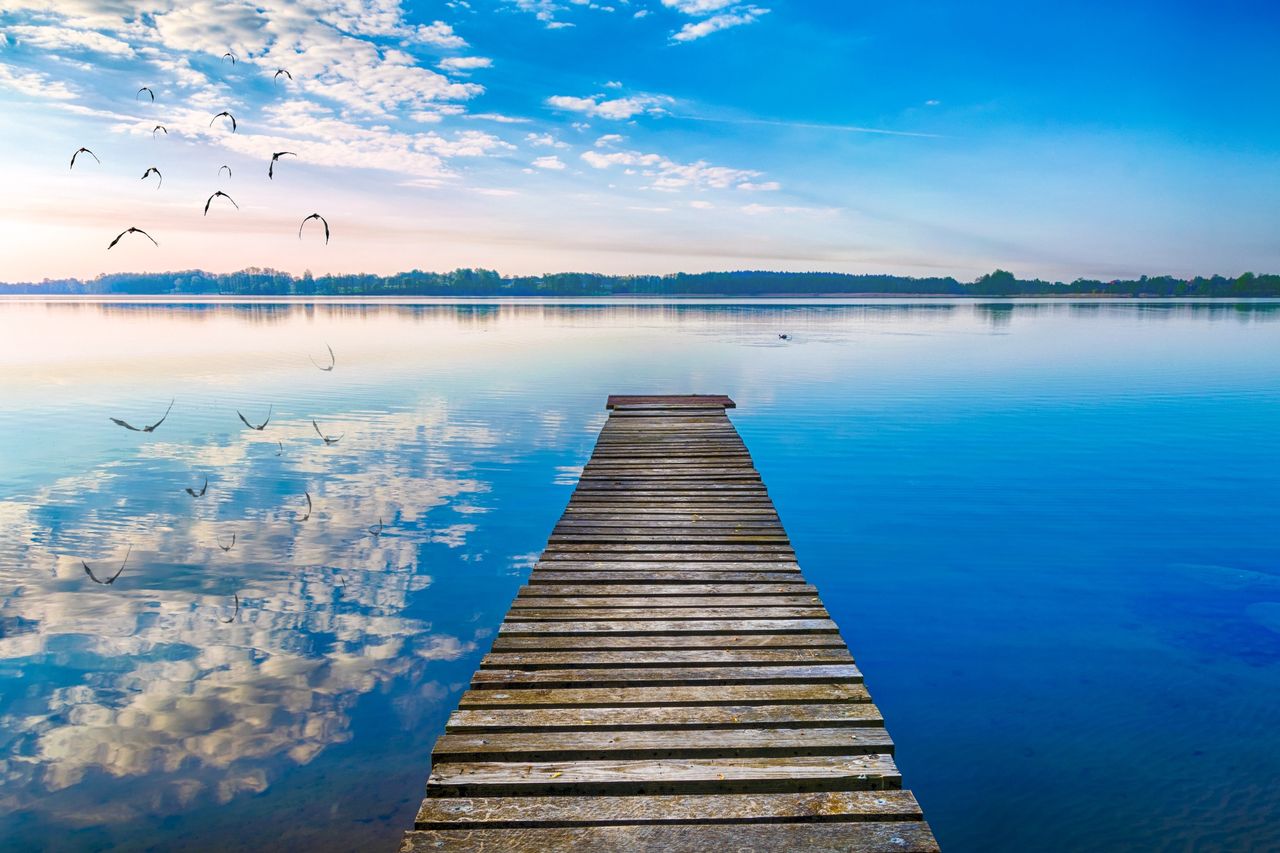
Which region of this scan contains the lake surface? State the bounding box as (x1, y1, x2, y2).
(1, 298, 1277, 852)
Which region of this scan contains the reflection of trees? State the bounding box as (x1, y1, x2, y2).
(0, 404, 494, 822)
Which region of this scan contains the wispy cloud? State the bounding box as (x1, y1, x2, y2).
(672, 6, 769, 42)
(546, 92, 673, 120)
(531, 154, 567, 169)
(581, 146, 769, 191)
(438, 56, 493, 73)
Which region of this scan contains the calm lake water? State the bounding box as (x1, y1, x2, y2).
(1, 298, 1278, 852)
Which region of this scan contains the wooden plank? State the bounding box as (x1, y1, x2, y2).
(426, 753, 902, 797)
(606, 395, 736, 408)
(444, 702, 884, 733)
(490, 635, 849, 652)
(497, 619, 840, 636)
(456, 683, 873, 708)
(524, 568, 803, 581)
(480, 649, 852, 668)
(515, 584, 816, 596)
(432, 727, 894, 763)
(510, 595, 822, 608)
(502, 607, 828, 621)
(416, 789, 921, 828)
(470, 664, 861, 689)
(403, 823, 938, 852)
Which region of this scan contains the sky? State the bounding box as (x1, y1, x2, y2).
(0, 0, 1277, 283)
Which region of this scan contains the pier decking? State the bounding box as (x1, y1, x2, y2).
(402, 395, 937, 851)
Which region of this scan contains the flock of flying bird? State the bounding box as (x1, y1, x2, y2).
(69, 55, 329, 250)
(82, 337, 383, 620)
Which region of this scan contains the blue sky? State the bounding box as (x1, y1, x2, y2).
(0, 0, 1277, 281)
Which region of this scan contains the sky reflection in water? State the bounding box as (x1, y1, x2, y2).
(1, 299, 1278, 851)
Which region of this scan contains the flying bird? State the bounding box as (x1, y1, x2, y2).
(218, 533, 236, 552)
(69, 147, 100, 169)
(369, 518, 384, 537)
(237, 405, 271, 430)
(298, 213, 329, 244)
(268, 151, 295, 180)
(136, 86, 154, 101)
(141, 167, 162, 189)
(300, 491, 312, 522)
(109, 398, 172, 431)
(309, 343, 335, 372)
(185, 477, 208, 498)
(273, 68, 292, 82)
(210, 111, 237, 132)
(152, 125, 167, 137)
(203, 191, 239, 215)
(83, 546, 132, 586)
(312, 420, 343, 445)
(108, 227, 159, 249)
(219, 593, 239, 623)
(219, 164, 232, 178)
(276, 441, 284, 457)
(223, 51, 237, 65)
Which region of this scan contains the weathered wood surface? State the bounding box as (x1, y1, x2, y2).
(403, 395, 934, 851)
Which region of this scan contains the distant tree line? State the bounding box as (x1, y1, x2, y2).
(2, 267, 1278, 297)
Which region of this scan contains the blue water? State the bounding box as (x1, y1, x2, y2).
(0, 299, 1277, 851)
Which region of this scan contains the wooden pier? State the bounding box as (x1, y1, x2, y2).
(402, 395, 938, 852)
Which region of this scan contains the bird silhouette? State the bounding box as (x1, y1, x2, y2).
(237, 405, 271, 430)
(268, 151, 295, 180)
(185, 477, 208, 498)
(109, 398, 172, 431)
(210, 111, 237, 132)
(219, 593, 239, 623)
(309, 343, 335, 372)
(369, 518, 384, 537)
(152, 125, 167, 137)
(141, 167, 162, 189)
(276, 441, 284, 457)
(204, 191, 239, 215)
(83, 546, 131, 586)
(299, 213, 329, 244)
(312, 420, 343, 445)
(273, 68, 292, 82)
(223, 51, 237, 65)
(219, 164, 232, 178)
(218, 533, 236, 552)
(136, 86, 154, 101)
(70, 147, 99, 169)
(108, 227, 158, 249)
(300, 491, 312, 521)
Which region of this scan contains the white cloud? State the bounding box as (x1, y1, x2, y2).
(580, 146, 766, 191)
(531, 155, 567, 170)
(438, 56, 493, 73)
(467, 112, 530, 123)
(525, 132, 568, 148)
(6, 24, 136, 56)
(594, 133, 624, 147)
(546, 92, 672, 120)
(0, 63, 77, 100)
(741, 203, 838, 216)
(633, 8, 649, 17)
(737, 180, 780, 191)
(672, 5, 768, 41)
(604, 80, 623, 88)
(690, 199, 714, 209)
(661, 0, 736, 13)
(925, 99, 941, 106)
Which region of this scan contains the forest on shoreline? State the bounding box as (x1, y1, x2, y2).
(3, 268, 1279, 298)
